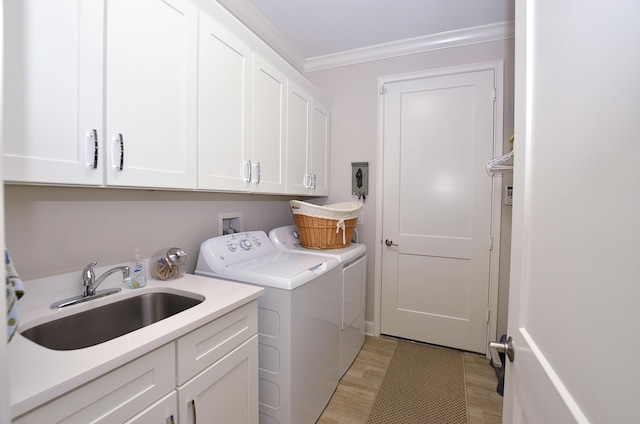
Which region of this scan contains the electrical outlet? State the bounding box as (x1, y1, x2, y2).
(504, 185, 513, 206)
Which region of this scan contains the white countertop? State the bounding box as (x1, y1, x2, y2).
(8, 262, 263, 419)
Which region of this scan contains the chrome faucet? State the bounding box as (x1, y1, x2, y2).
(51, 262, 132, 308)
(83, 262, 131, 297)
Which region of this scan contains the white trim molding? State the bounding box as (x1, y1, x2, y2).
(214, 0, 515, 74)
(215, 0, 307, 72)
(306, 21, 515, 72)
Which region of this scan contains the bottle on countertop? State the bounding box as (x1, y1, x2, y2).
(130, 248, 147, 289)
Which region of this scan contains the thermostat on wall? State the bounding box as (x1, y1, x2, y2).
(504, 185, 513, 206)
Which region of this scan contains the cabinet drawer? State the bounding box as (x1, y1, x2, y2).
(176, 300, 258, 385)
(14, 343, 175, 424)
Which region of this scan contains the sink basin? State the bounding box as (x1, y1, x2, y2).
(21, 292, 204, 350)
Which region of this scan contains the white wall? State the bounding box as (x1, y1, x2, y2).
(4, 185, 299, 281)
(305, 38, 515, 336)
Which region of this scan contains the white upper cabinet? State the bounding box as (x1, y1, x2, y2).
(3, 0, 105, 185)
(310, 101, 330, 196)
(250, 54, 287, 194)
(286, 82, 330, 196)
(105, 0, 198, 189)
(4, 0, 329, 195)
(286, 81, 312, 195)
(198, 13, 253, 191)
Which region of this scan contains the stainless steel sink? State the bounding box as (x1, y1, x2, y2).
(21, 292, 204, 350)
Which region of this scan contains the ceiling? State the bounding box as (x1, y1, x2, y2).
(219, 0, 514, 71)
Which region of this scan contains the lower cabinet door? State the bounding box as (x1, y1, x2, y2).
(125, 392, 178, 424)
(14, 343, 175, 424)
(178, 335, 258, 424)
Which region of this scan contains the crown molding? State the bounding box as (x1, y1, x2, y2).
(214, 0, 514, 75)
(215, 0, 307, 72)
(304, 21, 515, 73)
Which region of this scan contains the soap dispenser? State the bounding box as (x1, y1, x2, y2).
(130, 248, 147, 289)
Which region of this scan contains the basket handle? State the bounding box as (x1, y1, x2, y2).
(336, 219, 347, 244)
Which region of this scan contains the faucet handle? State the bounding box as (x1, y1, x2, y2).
(83, 261, 97, 275)
(83, 262, 97, 294)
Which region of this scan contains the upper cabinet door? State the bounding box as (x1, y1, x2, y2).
(285, 81, 331, 196)
(3, 0, 105, 185)
(251, 54, 287, 194)
(285, 81, 313, 195)
(198, 13, 252, 192)
(105, 0, 198, 189)
(310, 101, 330, 196)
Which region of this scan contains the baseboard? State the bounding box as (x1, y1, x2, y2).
(365, 320, 375, 336)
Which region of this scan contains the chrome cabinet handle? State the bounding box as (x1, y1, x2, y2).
(254, 161, 261, 183)
(303, 173, 311, 188)
(243, 160, 252, 182)
(87, 129, 99, 169)
(113, 134, 124, 171)
(385, 239, 398, 247)
(190, 399, 197, 423)
(312, 173, 317, 189)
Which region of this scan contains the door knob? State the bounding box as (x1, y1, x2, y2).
(384, 239, 398, 247)
(489, 336, 515, 368)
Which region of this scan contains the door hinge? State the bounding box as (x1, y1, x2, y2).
(492, 88, 497, 102)
(379, 85, 387, 95)
(488, 236, 494, 250)
(486, 308, 491, 323)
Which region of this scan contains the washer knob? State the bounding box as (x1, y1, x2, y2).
(239, 239, 252, 250)
(227, 243, 237, 252)
(254, 238, 262, 246)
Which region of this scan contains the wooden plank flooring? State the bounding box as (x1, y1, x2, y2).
(318, 335, 503, 424)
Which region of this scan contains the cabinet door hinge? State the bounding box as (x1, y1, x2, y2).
(492, 88, 497, 102)
(379, 85, 387, 95)
(486, 308, 491, 323)
(488, 236, 494, 250)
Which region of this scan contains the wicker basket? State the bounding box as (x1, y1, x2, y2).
(290, 200, 362, 249)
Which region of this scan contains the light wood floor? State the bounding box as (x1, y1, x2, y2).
(318, 336, 503, 424)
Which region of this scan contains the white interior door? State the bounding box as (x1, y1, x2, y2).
(503, 1, 640, 422)
(381, 69, 496, 353)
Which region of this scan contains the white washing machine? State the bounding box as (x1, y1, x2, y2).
(195, 231, 341, 424)
(269, 224, 367, 377)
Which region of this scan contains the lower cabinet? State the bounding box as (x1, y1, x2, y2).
(178, 336, 258, 424)
(13, 344, 176, 424)
(14, 300, 259, 424)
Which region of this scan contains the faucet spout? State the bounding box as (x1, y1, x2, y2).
(83, 262, 131, 297)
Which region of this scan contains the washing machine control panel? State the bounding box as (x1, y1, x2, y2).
(226, 234, 264, 252)
(205, 231, 276, 262)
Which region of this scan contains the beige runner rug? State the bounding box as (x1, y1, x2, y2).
(366, 340, 468, 424)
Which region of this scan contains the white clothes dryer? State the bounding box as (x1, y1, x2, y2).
(269, 224, 367, 377)
(195, 231, 340, 424)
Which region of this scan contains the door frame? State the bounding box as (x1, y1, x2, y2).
(373, 61, 505, 355)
